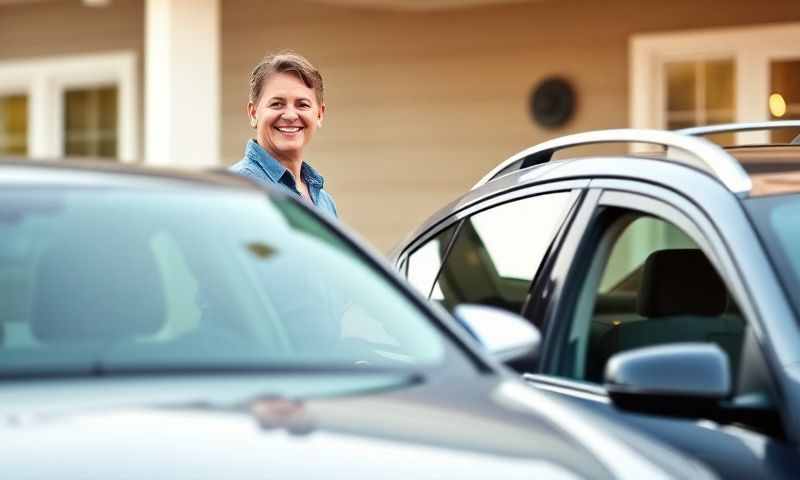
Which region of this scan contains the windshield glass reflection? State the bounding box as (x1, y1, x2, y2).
(0, 188, 444, 376)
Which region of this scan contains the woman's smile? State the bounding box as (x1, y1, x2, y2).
(275, 125, 304, 135)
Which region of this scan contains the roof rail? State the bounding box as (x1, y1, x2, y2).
(677, 120, 800, 137)
(474, 128, 752, 194)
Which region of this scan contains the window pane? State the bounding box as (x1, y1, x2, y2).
(0, 189, 446, 371)
(770, 59, 800, 143)
(666, 61, 696, 112)
(704, 59, 736, 146)
(558, 214, 744, 384)
(434, 192, 574, 313)
(666, 59, 735, 146)
(64, 86, 118, 160)
(0, 95, 28, 156)
(598, 217, 696, 293)
(666, 119, 694, 130)
(406, 223, 457, 297)
(705, 60, 735, 111)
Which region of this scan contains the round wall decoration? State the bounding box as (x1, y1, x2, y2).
(529, 77, 576, 129)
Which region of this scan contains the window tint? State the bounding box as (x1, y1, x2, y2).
(433, 192, 574, 313)
(406, 223, 457, 297)
(558, 215, 745, 384)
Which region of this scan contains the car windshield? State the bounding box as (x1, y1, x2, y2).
(0, 186, 446, 377)
(745, 193, 800, 318)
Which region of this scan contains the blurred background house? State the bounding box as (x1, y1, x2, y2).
(1, 0, 799, 251)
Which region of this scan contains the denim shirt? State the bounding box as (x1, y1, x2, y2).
(230, 139, 338, 217)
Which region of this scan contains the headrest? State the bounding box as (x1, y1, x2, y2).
(32, 231, 166, 343)
(637, 249, 727, 318)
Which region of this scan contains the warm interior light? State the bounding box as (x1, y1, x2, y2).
(769, 93, 787, 117)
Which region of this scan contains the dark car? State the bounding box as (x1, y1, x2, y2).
(0, 160, 710, 479)
(391, 121, 800, 479)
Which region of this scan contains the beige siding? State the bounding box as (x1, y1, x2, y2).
(222, 0, 800, 251)
(0, 0, 144, 157)
(3, 1, 800, 253)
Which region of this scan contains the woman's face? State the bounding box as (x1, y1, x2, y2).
(248, 72, 325, 162)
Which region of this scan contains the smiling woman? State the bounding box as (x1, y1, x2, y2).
(229, 52, 337, 218)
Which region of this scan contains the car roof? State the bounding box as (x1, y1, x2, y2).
(0, 158, 261, 192)
(393, 141, 800, 259)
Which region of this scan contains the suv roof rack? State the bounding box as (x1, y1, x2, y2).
(474, 128, 752, 194)
(677, 120, 800, 138)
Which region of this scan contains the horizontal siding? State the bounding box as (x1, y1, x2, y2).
(4, 0, 800, 253)
(223, 0, 800, 251)
(0, 0, 145, 161)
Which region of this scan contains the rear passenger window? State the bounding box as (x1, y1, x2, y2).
(406, 223, 457, 297)
(558, 214, 745, 384)
(432, 192, 574, 313)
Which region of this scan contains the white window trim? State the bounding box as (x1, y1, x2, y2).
(0, 52, 138, 161)
(630, 22, 800, 144)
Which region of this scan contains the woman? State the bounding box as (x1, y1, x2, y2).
(231, 52, 337, 217)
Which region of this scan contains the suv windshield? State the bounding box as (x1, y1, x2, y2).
(745, 193, 800, 319)
(0, 187, 445, 377)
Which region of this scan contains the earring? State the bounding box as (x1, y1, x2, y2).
(250, 118, 257, 128)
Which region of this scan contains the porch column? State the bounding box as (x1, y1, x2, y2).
(145, 0, 219, 166)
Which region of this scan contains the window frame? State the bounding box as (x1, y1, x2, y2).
(398, 179, 589, 269)
(630, 22, 800, 144)
(535, 182, 762, 399)
(399, 180, 587, 303)
(0, 52, 138, 161)
(431, 189, 580, 313)
(405, 221, 461, 299)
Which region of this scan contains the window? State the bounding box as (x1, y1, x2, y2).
(0, 188, 446, 370)
(769, 59, 800, 143)
(432, 191, 574, 313)
(557, 214, 745, 385)
(406, 223, 457, 297)
(0, 52, 136, 161)
(631, 23, 800, 145)
(64, 86, 119, 159)
(665, 59, 735, 145)
(0, 94, 28, 155)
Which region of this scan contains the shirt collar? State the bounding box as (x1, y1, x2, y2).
(244, 139, 325, 189)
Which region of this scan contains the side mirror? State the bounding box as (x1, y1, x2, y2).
(604, 343, 731, 418)
(453, 304, 540, 363)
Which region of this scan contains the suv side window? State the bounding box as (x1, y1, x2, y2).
(557, 214, 746, 384)
(405, 223, 457, 297)
(432, 191, 574, 313)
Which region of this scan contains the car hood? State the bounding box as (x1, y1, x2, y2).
(0, 373, 710, 480)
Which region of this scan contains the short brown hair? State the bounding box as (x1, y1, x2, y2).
(248, 51, 324, 105)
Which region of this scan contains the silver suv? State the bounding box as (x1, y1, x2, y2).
(391, 121, 800, 479)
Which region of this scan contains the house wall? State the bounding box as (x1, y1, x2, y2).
(222, 0, 800, 251)
(0, 0, 145, 158)
(2, 0, 800, 252)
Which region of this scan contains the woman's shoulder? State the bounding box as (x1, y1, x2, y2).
(229, 158, 272, 183)
(317, 189, 338, 217)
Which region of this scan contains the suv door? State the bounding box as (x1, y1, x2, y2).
(526, 183, 799, 479)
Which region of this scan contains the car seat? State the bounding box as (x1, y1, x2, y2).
(597, 249, 744, 376)
(31, 229, 166, 344)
